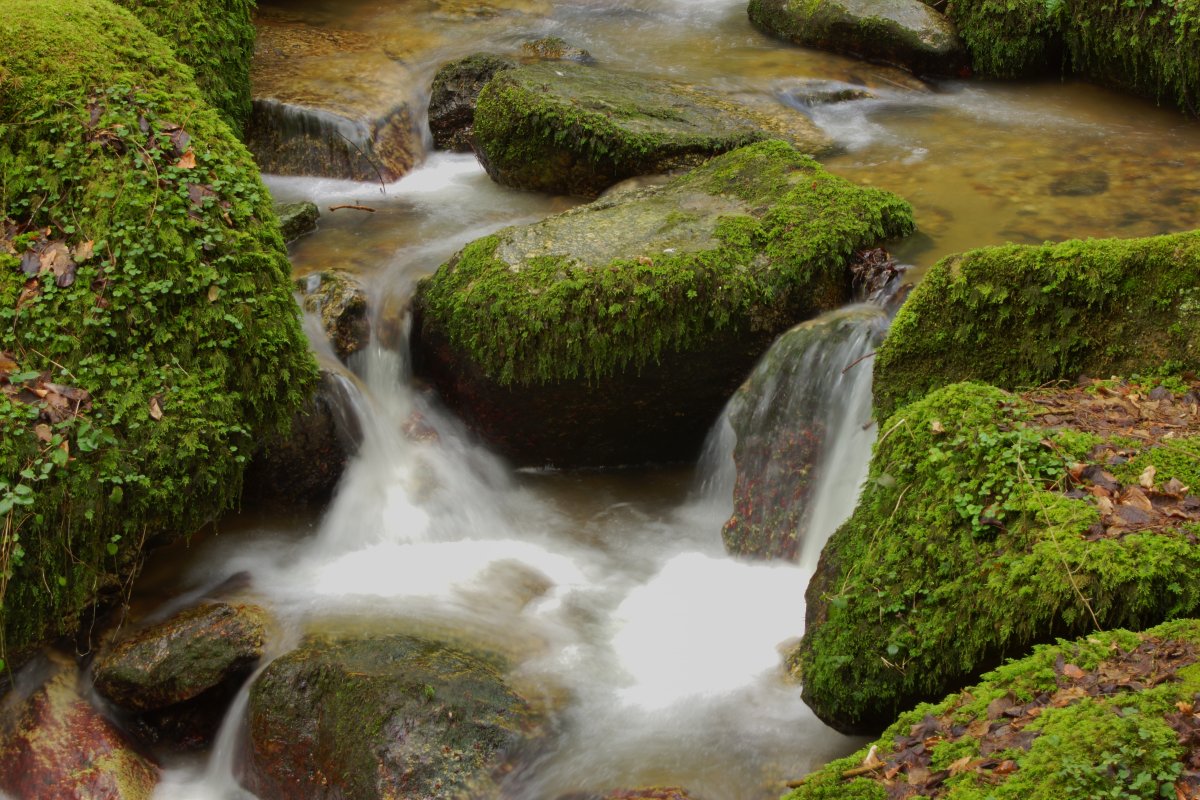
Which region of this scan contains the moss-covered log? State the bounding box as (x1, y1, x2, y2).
(0, 0, 316, 667)
(873, 230, 1200, 421)
(794, 380, 1200, 733)
(789, 619, 1200, 799)
(114, 0, 256, 134)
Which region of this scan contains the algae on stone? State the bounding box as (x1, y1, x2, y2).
(0, 0, 316, 666)
(788, 619, 1200, 799)
(794, 380, 1200, 733)
(873, 230, 1200, 421)
(114, 0, 256, 134)
(472, 61, 831, 197)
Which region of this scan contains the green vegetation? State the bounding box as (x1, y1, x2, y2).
(0, 0, 316, 666)
(788, 619, 1200, 799)
(940, 0, 1200, 112)
(114, 0, 256, 134)
(417, 140, 913, 386)
(794, 382, 1200, 732)
(873, 231, 1200, 420)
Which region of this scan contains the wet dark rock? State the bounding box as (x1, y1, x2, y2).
(0, 653, 158, 799)
(275, 201, 319, 241)
(296, 270, 372, 363)
(778, 79, 876, 107)
(244, 633, 544, 800)
(242, 369, 360, 509)
(1048, 169, 1110, 197)
(749, 0, 967, 77)
(429, 53, 518, 152)
(473, 60, 831, 197)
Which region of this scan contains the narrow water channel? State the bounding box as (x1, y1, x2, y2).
(127, 0, 1200, 797)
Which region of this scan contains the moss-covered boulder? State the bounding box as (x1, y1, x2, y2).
(429, 53, 518, 153)
(244, 634, 544, 800)
(412, 140, 913, 467)
(472, 61, 831, 197)
(0, 652, 159, 799)
(935, 0, 1200, 113)
(794, 378, 1200, 733)
(246, 8, 422, 181)
(0, 0, 316, 668)
(723, 305, 887, 559)
(788, 619, 1200, 800)
(275, 200, 319, 242)
(115, 0, 255, 134)
(749, 0, 967, 77)
(873, 230, 1200, 421)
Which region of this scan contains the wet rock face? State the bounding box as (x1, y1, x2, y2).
(429, 53, 518, 152)
(0, 654, 158, 799)
(473, 60, 831, 197)
(413, 140, 912, 467)
(297, 270, 372, 363)
(247, 9, 423, 180)
(275, 200, 320, 241)
(749, 0, 967, 77)
(244, 634, 543, 800)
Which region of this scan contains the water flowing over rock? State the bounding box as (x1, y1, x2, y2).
(0, 653, 158, 799)
(246, 9, 423, 181)
(413, 140, 913, 467)
(243, 633, 544, 800)
(473, 61, 832, 197)
(297, 270, 372, 363)
(749, 0, 967, 77)
(722, 306, 887, 560)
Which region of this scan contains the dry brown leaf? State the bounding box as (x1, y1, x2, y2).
(73, 240, 94, 262)
(34, 423, 52, 443)
(149, 395, 163, 421)
(176, 149, 197, 169)
(0, 352, 17, 373)
(947, 756, 974, 776)
(207, 284, 220, 303)
(1123, 486, 1154, 512)
(1062, 663, 1086, 679)
(931, 420, 945, 434)
(861, 745, 883, 769)
(1140, 465, 1158, 489)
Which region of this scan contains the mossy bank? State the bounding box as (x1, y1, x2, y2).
(873, 230, 1200, 420)
(0, 0, 316, 666)
(412, 140, 913, 466)
(789, 618, 1200, 800)
(795, 378, 1200, 733)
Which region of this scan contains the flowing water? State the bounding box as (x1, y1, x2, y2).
(93, 0, 1200, 797)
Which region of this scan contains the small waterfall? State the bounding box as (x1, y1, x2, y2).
(717, 305, 887, 565)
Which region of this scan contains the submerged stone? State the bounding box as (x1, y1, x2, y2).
(0, 653, 158, 799)
(246, 9, 423, 180)
(473, 61, 831, 197)
(275, 201, 320, 241)
(795, 379, 1200, 733)
(748, 0, 967, 77)
(412, 140, 912, 467)
(244, 634, 543, 800)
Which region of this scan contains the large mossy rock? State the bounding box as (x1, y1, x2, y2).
(412, 140, 913, 467)
(244, 634, 543, 800)
(429, 53, 518, 153)
(935, 0, 1200, 113)
(788, 619, 1200, 800)
(873, 230, 1200, 421)
(115, 0, 255, 134)
(0, 653, 158, 799)
(748, 0, 967, 77)
(472, 61, 831, 197)
(0, 0, 317, 668)
(794, 379, 1200, 733)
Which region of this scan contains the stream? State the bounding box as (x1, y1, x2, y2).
(116, 0, 1200, 798)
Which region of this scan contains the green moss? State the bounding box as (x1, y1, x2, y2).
(1113, 436, 1200, 491)
(417, 140, 913, 386)
(937, 0, 1066, 78)
(788, 620, 1200, 800)
(795, 382, 1200, 732)
(874, 231, 1200, 420)
(0, 0, 316, 664)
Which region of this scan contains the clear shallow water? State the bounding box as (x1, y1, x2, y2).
(117, 0, 1200, 797)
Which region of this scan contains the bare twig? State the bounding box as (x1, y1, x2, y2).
(329, 204, 376, 213)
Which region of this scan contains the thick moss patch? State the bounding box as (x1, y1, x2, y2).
(472, 61, 831, 197)
(417, 140, 912, 388)
(873, 230, 1200, 421)
(938, 0, 1200, 112)
(0, 0, 316, 666)
(114, 0, 256, 134)
(795, 379, 1200, 733)
(788, 619, 1200, 799)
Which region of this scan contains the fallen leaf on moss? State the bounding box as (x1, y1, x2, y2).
(177, 150, 196, 169)
(149, 396, 163, 421)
